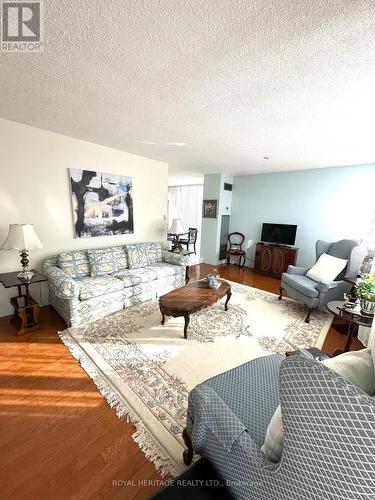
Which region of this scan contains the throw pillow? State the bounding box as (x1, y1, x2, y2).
(126, 242, 162, 269)
(306, 253, 347, 284)
(88, 247, 128, 277)
(57, 250, 91, 279)
(323, 348, 375, 396)
(260, 405, 283, 463)
(261, 348, 374, 463)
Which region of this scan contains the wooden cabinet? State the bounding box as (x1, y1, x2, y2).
(254, 243, 298, 279)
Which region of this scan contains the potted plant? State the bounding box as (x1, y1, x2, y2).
(354, 273, 375, 316)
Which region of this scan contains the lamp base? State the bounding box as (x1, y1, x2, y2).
(17, 250, 34, 280)
(17, 269, 35, 280)
(173, 235, 184, 253)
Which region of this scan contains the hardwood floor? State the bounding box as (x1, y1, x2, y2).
(0, 264, 362, 499)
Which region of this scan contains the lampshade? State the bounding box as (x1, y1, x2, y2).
(0, 224, 43, 251)
(169, 218, 185, 235)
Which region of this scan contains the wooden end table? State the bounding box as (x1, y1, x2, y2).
(0, 270, 48, 335)
(327, 300, 373, 356)
(159, 279, 232, 339)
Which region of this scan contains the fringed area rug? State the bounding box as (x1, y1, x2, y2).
(59, 281, 332, 476)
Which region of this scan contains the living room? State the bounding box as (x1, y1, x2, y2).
(0, 2, 375, 499)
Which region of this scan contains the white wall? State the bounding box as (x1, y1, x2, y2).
(0, 119, 168, 317)
(230, 164, 375, 268)
(168, 176, 204, 186)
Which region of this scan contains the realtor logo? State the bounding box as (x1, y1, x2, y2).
(1, 1, 44, 52)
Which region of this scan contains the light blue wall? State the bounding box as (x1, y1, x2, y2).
(230, 164, 375, 268)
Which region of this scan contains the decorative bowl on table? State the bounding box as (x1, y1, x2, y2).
(207, 268, 221, 289)
(207, 277, 221, 289)
(359, 298, 375, 316)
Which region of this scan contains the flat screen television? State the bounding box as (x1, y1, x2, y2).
(261, 223, 297, 246)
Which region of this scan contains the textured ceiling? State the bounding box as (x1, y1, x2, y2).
(1, 0, 375, 176)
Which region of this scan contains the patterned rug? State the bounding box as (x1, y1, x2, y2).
(59, 281, 332, 476)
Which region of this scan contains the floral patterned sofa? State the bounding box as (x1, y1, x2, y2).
(42, 242, 188, 326)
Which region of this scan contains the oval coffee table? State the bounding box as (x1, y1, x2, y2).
(159, 280, 232, 339)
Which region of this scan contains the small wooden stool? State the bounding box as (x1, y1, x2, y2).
(11, 295, 41, 335)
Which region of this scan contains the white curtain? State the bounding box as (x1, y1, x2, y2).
(362, 209, 375, 251)
(168, 185, 203, 233)
(168, 184, 203, 262)
(358, 257, 375, 347)
(364, 322, 375, 352)
(358, 208, 375, 347)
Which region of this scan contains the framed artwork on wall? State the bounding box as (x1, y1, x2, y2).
(202, 199, 217, 218)
(69, 168, 134, 238)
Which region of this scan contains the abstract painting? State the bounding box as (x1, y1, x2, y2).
(69, 168, 134, 238)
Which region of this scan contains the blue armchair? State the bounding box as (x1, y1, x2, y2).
(279, 239, 366, 323)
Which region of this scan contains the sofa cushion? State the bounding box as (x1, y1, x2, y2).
(57, 250, 91, 279)
(112, 268, 157, 287)
(147, 262, 182, 279)
(87, 247, 128, 277)
(323, 348, 374, 396)
(204, 355, 284, 448)
(126, 242, 162, 269)
(306, 253, 347, 284)
(76, 275, 124, 300)
(281, 273, 319, 298)
(123, 283, 143, 298)
(261, 348, 375, 463)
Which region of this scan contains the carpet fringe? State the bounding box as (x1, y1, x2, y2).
(58, 330, 179, 477)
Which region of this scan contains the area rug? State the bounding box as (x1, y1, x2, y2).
(59, 281, 332, 476)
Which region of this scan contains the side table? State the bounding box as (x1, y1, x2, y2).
(327, 300, 373, 356)
(0, 270, 48, 335)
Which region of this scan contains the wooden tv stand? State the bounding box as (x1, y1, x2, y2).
(254, 243, 298, 279)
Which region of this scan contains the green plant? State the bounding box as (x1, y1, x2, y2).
(208, 267, 220, 279)
(355, 273, 375, 301)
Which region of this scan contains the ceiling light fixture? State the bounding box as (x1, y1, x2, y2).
(263, 156, 270, 160)
(137, 141, 186, 147)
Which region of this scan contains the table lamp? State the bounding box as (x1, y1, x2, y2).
(0, 224, 43, 279)
(169, 218, 186, 253)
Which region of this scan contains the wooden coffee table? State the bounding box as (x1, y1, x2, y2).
(159, 280, 232, 339)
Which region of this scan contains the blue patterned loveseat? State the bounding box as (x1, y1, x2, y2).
(42, 242, 187, 325)
(184, 352, 375, 499)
